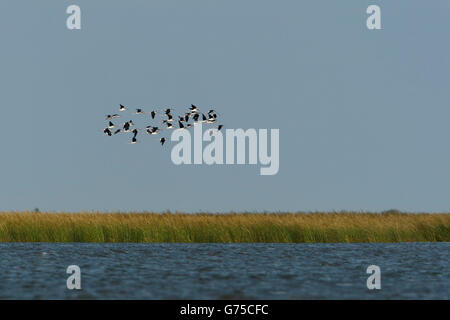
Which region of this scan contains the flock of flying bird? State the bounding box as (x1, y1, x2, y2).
(103, 104, 223, 145)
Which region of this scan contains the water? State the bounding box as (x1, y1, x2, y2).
(0, 243, 448, 299)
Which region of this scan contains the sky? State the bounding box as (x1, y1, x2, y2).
(0, 0, 449, 212)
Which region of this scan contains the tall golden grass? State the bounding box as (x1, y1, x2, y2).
(0, 211, 448, 243)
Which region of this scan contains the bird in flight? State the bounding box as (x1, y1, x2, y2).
(207, 114, 216, 123)
(106, 114, 120, 120)
(104, 128, 112, 136)
(166, 114, 173, 122)
(189, 104, 198, 113)
(193, 113, 200, 122)
(123, 121, 133, 132)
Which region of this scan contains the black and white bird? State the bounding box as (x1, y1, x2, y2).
(114, 129, 121, 135)
(123, 120, 134, 132)
(151, 127, 160, 134)
(130, 137, 137, 144)
(108, 121, 115, 128)
(189, 104, 198, 113)
(166, 122, 173, 129)
(150, 111, 156, 119)
(160, 137, 166, 146)
(119, 104, 127, 112)
(106, 114, 120, 120)
(104, 128, 112, 136)
(179, 121, 185, 129)
(146, 126, 159, 134)
(164, 108, 172, 115)
(162, 114, 173, 123)
(193, 113, 200, 122)
(135, 108, 145, 115)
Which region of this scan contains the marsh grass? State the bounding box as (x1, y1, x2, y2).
(0, 212, 448, 243)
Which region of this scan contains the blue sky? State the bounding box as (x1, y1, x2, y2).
(0, 0, 449, 212)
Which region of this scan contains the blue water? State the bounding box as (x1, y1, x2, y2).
(0, 243, 448, 299)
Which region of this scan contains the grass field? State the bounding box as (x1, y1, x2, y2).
(0, 211, 448, 243)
